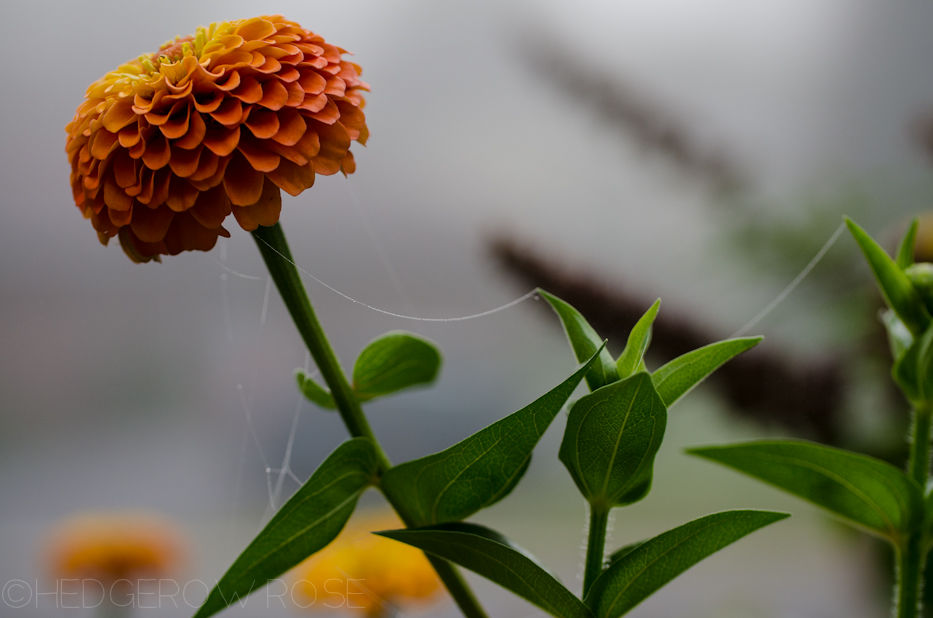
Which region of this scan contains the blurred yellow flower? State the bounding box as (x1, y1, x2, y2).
(289, 509, 441, 617)
(47, 511, 186, 584)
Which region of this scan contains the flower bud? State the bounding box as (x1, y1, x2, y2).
(905, 263, 933, 313)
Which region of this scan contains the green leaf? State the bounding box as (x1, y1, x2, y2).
(882, 310, 914, 362)
(383, 349, 602, 525)
(352, 331, 441, 402)
(897, 217, 920, 270)
(652, 337, 761, 408)
(559, 372, 667, 509)
(540, 289, 619, 391)
(846, 217, 931, 337)
(688, 440, 924, 543)
(377, 523, 594, 618)
(585, 510, 788, 618)
(192, 438, 379, 618)
(295, 369, 336, 410)
(616, 300, 660, 379)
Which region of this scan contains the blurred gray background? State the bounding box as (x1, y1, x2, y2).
(4, 0, 933, 616)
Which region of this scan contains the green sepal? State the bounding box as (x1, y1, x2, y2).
(540, 289, 619, 391)
(846, 217, 931, 337)
(383, 347, 603, 525)
(651, 337, 761, 408)
(585, 510, 788, 618)
(352, 331, 441, 402)
(616, 299, 660, 379)
(192, 438, 380, 618)
(559, 372, 667, 509)
(377, 523, 594, 618)
(295, 369, 336, 410)
(688, 440, 924, 544)
(897, 217, 919, 269)
(892, 324, 933, 404)
(882, 310, 914, 362)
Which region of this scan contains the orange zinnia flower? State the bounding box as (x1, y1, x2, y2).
(66, 16, 369, 262)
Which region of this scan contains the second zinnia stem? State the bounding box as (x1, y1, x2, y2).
(583, 504, 609, 598)
(251, 222, 489, 618)
(896, 401, 933, 618)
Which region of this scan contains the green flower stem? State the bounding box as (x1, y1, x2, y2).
(908, 402, 932, 487)
(583, 504, 609, 598)
(897, 401, 933, 618)
(252, 224, 387, 458)
(251, 223, 489, 618)
(426, 556, 488, 618)
(898, 536, 924, 618)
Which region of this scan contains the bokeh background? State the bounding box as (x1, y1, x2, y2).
(4, 0, 933, 616)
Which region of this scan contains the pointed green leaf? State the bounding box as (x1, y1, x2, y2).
(540, 289, 619, 391)
(192, 438, 379, 618)
(616, 300, 660, 379)
(295, 369, 336, 410)
(352, 331, 441, 402)
(846, 217, 931, 336)
(688, 440, 924, 543)
(652, 337, 761, 408)
(377, 523, 594, 618)
(897, 217, 919, 270)
(882, 310, 913, 362)
(383, 349, 602, 525)
(585, 510, 788, 618)
(560, 372, 667, 509)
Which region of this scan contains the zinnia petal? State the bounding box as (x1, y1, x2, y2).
(266, 159, 315, 196)
(131, 204, 175, 243)
(223, 151, 265, 206)
(231, 177, 282, 231)
(189, 185, 232, 229)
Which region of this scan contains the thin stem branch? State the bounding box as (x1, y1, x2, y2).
(896, 401, 932, 618)
(583, 504, 609, 598)
(251, 223, 488, 618)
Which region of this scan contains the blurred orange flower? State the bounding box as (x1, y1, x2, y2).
(47, 511, 186, 584)
(65, 16, 369, 262)
(289, 509, 441, 617)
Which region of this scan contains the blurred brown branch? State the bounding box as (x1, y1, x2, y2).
(514, 30, 750, 194)
(912, 113, 933, 164)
